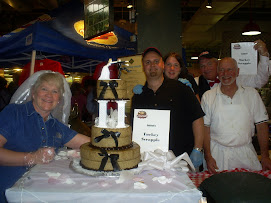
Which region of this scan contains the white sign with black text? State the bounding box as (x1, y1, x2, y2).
(231, 42, 257, 75)
(132, 109, 170, 153)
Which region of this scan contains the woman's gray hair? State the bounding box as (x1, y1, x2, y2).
(32, 72, 65, 97)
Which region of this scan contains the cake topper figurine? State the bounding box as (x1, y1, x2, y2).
(117, 61, 130, 78)
(98, 58, 121, 80)
(98, 58, 130, 80)
(98, 58, 113, 80)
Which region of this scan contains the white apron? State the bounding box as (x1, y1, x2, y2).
(204, 91, 262, 171)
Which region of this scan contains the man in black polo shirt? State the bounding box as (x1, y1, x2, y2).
(131, 47, 205, 168)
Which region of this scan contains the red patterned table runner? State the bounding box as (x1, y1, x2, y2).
(187, 168, 271, 188)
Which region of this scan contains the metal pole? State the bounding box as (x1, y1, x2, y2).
(30, 50, 36, 76)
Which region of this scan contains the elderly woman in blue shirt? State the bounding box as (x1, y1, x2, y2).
(0, 71, 90, 202)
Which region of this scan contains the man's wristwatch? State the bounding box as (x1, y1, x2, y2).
(194, 147, 203, 153)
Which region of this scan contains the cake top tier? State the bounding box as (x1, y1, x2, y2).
(97, 79, 128, 100)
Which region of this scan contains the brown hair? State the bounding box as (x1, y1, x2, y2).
(163, 52, 188, 78)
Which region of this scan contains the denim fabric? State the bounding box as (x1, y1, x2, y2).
(0, 101, 77, 202)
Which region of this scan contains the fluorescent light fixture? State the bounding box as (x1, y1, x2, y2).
(191, 56, 198, 60)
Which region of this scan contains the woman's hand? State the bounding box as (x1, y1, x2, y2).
(24, 147, 55, 166)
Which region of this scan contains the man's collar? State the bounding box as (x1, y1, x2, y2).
(144, 77, 164, 93)
(216, 83, 245, 95)
(208, 78, 220, 87)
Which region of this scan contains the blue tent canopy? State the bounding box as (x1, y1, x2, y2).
(0, 0, 137, 72)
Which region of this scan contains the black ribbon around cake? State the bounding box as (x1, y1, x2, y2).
(94, 129, 121, 148)
(98, 148, 120, 171)
(98, 80, 119, 99)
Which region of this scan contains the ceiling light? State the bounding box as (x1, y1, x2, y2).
(242, 0, 261, 36)
(206, 3, 212, 9)
(242, 20, 261, 36)
(127, 0, 133, 9)
(191, 52, 200, 60)
(191, 56, 198, 60)
(206, 0, 212, 9)
(13, 68, 22, 72)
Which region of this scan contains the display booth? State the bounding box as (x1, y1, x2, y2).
(0, 0, 136, 74)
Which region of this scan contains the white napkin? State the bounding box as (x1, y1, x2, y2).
(116, 170, 134, 184)
(55, 150, 80, 160)
(152, 176, 173, 184)
(134, 149, 195, 173)
(134, 182, 148, 189)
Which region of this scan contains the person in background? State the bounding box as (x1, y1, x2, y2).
(196, 39, 270, 99)
(0, 71, 90, 202)
(70, 82, 87, 121)
(131, 47, 205, 168)
(82, 77, 97, 119)
(0, 76, 11, 112)
(163, 52, 200, 101)
(7, 73, 20, 97)
(201, 57, 271, 173)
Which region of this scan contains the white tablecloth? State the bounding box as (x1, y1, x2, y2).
(6, 150, 203, 203)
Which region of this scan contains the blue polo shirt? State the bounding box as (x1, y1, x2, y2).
(0, 101, 77, 202)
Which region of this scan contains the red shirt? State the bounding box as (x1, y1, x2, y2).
(19, 59, 65, 85)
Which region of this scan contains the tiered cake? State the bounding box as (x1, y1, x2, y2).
(80, 60, 141, 172)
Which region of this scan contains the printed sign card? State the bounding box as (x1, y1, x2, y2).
(132, 109, 170, 153)
(231, 42, 257, 75)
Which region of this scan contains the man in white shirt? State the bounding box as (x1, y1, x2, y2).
(201, 57, 271, 173)
(196, 40, 270, 99)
